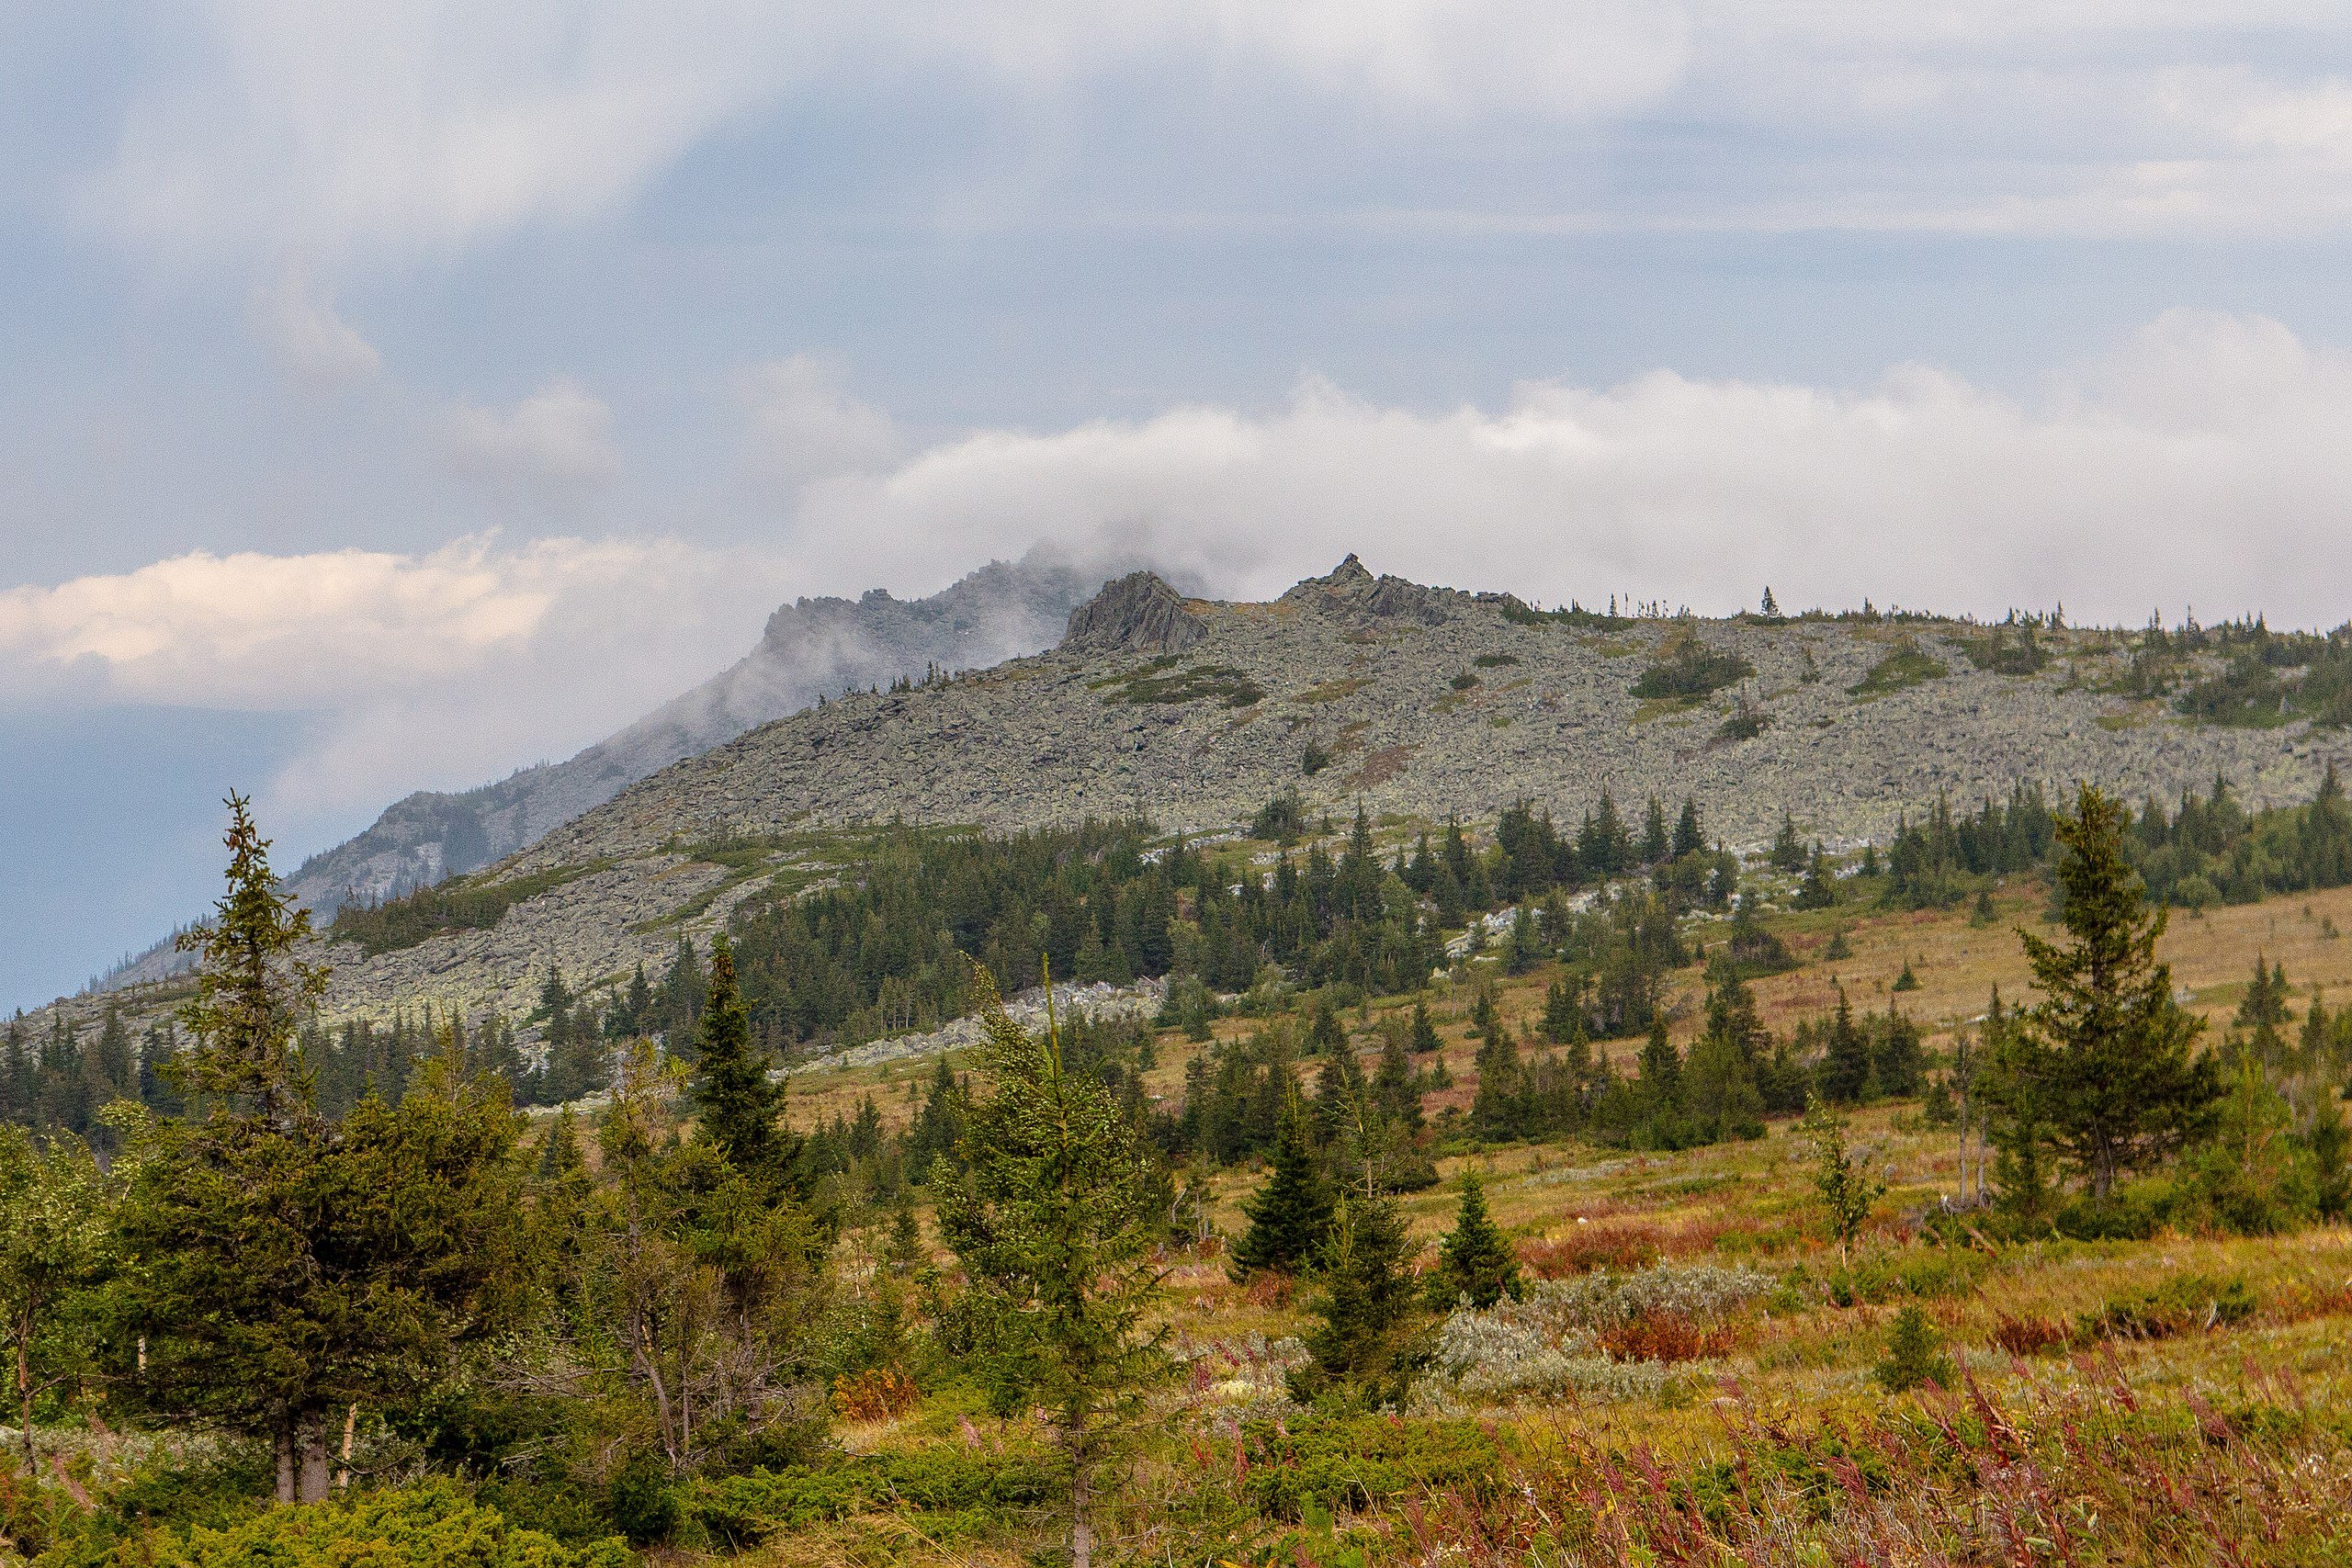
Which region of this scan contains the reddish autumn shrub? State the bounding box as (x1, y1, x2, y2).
(1991, 1313, 2072, 1358)
(1520, 1224, 1665, 1279)
(831, 1367, 922, 1422)
(1600, 1311, 1732, 1364)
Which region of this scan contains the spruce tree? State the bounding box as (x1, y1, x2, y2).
(1409, 999, 1442, 1056)
(1294, 1191, 1419, 1404)
(1640, 796, 1670, 865)
(691, 935, 790, 1190)
(1770, 808, 1806, 873)
(1820, 985, 1872, 1104)
(2001, 784, 2222, 1197)
(935, 974, 1169, 1568)
(1671, 795, 1705, 860)
(1424, 1172, 1521, 1309)
(1635, 1011, 1681, 1111)
(121, 796, 526, 1504)
(1229, 1094, 1335, 1278)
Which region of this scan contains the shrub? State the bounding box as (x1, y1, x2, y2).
(1600, 1312, 1732, 1363)
(1873, 1304, 1954, 1393)
(66, 1481, 631, 1568)
(2082, 1274, 2257, 1342)
(1410, 1264, 1774, 1409)
(1519, 1224, 1663, 1278)
(686, 1450, 1057, 1550)
(1240, 1414, 1507, 1519)
(831, 1366, 922, 1422)
(1990, 1313, 2073, 1357)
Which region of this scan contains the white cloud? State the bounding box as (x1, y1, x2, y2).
(0, 535, 793, 814)
(447, 378, 621, 491)
(79, 1, 1688, 262)
(737, 355, 904, 492)
(784, 310, 2352, 629)
(249, 263, 381, 386)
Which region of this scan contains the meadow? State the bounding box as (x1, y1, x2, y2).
(739, 874, 2352, 1566)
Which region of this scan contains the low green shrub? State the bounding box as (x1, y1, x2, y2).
(684, 1448, 1057, 1550)
(2081, 1274, 2257, 1342)
(41, 1480, 630, 1568)
(1240, 1414, 1507, 1519)
(1873, 1304, 1955, 1393)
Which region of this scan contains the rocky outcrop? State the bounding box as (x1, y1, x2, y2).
(1280, 553, 1458, 626)
(1059, 571, 1205, 656)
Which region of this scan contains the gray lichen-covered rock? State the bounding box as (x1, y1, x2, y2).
(1060, 570, 1206, 656)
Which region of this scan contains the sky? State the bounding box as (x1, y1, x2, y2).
(6, 2, 2352, 1008)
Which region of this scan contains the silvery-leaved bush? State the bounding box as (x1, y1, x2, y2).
(1408, 1262, 1776, 1411)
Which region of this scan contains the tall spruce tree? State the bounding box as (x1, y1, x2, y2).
(936, 974, 1169, 1568)
(1293, 1191, 1419, 1404)
(692, 935, 790, 1189)
(1996, 784, 2222, 1197)
(119, 796, 526, 1505)
(1229, 1093, 1335, 1278)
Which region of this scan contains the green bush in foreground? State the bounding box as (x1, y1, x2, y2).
(36, 1480, 630, 1568)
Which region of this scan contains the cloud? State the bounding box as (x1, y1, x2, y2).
(249, 263, 381, 386)
(447, 378, 621, 491)
(784, 310, 2352, 629)
(738, 355, 904, 492)
(58, 1, 2352, 263)
(76, 1, 1687, 262)
(0, 535, 794, 814)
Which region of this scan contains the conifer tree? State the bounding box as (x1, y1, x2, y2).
(1671, 795, 1705, 860)
(936, 974, 1170, 1568)
(1409, 999, 1442, 1056)
(1996, 784, 2222, 1197)
(1770, 808, 1806, 873)
(1820, 985, 1872, 1104)
(1294, 1191, 1419, 1403)
(1372, 1031, 1422, 1133)
(1424, 1173, 1521, 1309)
(1640, 796, 1670, 865)
(1229, 1094, 1335, 1278)
(121, 796, 526, 1506)
(692, 935, 790, 1190)
(1635, 1011, 1681, 1111)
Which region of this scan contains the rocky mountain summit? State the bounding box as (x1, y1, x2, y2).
(283, 556, 2346, 1026)
(62, 556, 2352, 1034)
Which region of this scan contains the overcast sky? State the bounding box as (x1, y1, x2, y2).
(7, 3, 2352, 1008)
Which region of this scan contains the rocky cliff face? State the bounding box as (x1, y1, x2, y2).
(68, 558, 2352, 1032)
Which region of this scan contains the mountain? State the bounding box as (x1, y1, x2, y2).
(269, 554, 2342, 1025)
(87, 556, 1103, 991)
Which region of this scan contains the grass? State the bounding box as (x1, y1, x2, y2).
(728, 874, 2352, 1563)
(1849, 638, 1950, 698)
(1099, 659, 1266, 708)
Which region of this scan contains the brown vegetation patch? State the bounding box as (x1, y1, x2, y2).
(1345, 744, 1415, 791)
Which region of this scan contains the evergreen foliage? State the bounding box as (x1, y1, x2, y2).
(934, 973, 1170, 1568)
(1424, 1174, 1521, 1310)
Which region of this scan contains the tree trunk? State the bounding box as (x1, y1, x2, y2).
(1069, 1416, 1092, 1568)
(337, 1404, 357, 1490)
(17, 1320, 32, 1467)
(274, 1423, 299, 1505)
(299, 1413, 332, 1503)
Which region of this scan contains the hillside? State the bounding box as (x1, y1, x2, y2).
(85, 555, 1102, 992)
(284, 555, 2346, 1024)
